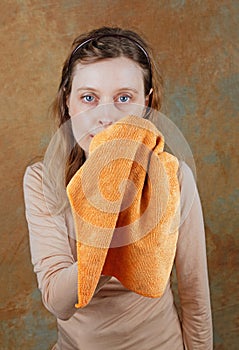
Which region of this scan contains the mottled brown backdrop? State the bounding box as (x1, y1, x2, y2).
(0, 1, 238, 349)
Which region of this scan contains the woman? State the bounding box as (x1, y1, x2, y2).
(23, 26, 213, 349)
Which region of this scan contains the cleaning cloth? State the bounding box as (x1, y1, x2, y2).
(67, 115, 180, 308)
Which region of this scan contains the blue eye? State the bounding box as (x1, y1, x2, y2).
(118, 95, 130, 103)
(82, 95, 95, 102)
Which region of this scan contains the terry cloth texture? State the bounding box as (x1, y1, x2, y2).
(66, 115, 180, 308)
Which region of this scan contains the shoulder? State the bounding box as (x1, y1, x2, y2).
(23, 161, 66, 215)
(23, 161, 44, 187)
(23, 161, 46, 210)
(177, 160, 196, 186)
(177, 160, 197, 197)
(177, 161, 198, 225)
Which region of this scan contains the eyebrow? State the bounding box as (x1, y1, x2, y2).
(76, 87, 139, 94)
(77, 87, 99, 92)
(116, 88, 139, 94)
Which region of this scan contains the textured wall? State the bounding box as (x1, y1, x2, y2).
(0, 1, 238, 349)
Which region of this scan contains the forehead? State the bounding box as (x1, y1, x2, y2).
(72, 57, 145, 89)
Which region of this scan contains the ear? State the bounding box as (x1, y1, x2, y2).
(65, 91, 70, 109)
(145, 88, 153, 106)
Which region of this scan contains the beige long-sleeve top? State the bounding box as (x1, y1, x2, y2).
(23, 161, 213, 350)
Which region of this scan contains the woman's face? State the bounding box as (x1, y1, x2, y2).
(68, 56, 149, 158)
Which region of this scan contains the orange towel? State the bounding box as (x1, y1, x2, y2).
(67, 115, 180, 308)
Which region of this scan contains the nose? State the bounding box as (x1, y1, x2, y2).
(97, 103, 117, 127)
(98, 120, 113, 127)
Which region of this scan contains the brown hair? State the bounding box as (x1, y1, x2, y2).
(49, 27, 163, 213)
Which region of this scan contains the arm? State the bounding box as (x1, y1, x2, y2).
(23, 162, 111, 320)
(175, 162, 213, 349)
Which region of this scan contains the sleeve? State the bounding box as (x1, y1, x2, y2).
(23, 163, 111, 320)
(175, 162, 213, 350)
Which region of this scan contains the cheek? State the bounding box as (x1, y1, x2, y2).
(134, 93, 148, 109)
(68, 94, 81, 117)
(71, 114, 91, 150)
